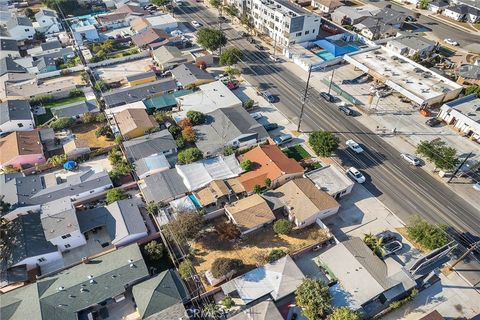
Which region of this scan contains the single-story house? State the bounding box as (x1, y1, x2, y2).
(311, 0, 343, 13)
(2, 77, 77, 101)
(194, 180, 234, 209)
(130, 13, 178, 34)
(428, 0, 450, 13)
(438, 94, 480, 143)
(123, 129, 177, 162)
(386, 34, 437, 58)
(134, 152, 171, 179)
(0, 38, 20, 59)
(0, 100, 34, 133)
(443, 4, 468, 21)
(51, 100, 99, 120)
(331, 5, 379, 25)
(457, 64, 480, 85)
(305, 164, 354, 199)
(114, 108, 158, 139)
(228, 301, 283, 320)
(131, 28, 172, 49)
(0, 130, 46, 170)
(171, 63, 215, 89)
(96, 4, 149, 28)
(0, 57, 28, 77)
(63, 139, 91, 159)
(152, 46, 194, 71)
(126, 71, 157, 87)
(139, 168, 189, 205)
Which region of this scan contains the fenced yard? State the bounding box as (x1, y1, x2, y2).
(72, 122, 116, 148)
(34, 95, 87, 125)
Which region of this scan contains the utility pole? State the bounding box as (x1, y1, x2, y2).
(448, 151, 472, 183)
(273, 35, 277, 56)
(297, 65, 312, 132)
(449, 241, 480, 270)
(327, 68, 335, 95)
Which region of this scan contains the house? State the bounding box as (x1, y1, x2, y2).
(102, 78, 177, 108)
(77, 199, 148, 247)
(428, 0, 450, 13)
(331, 5, 378, 25)
(96, 4, 149, 28)
(33, 56, 57, 73)
(63, 139, 91, 159)
(6, 15, 35, 40)
(438, 94, 480, 143)
(134, 152, 171, 179)
(237, 144, 304, 193)
(152, 46, 195, 71)
(224, 194, 276, 234)
(72, 23, 99, 44)
(171, 63, 215, 89)
(443, 4, 468, 21)
(221, 255, 304, 304)
(0, 244, 150, 320)
(466, 5, 480, 22)
(274, 178, 340, 228)
(386, 34, 437, 58)
(354, 7, 406, 40)
(27, 40, 75, 61)
(0, 100, 35, 133)
(305, 164, 354, 199)
(130, 13, 178, 34)
(194, 107, 269, 157)
(2, 76, 77, 101)
(318, 238, 416, 314)
(34, 8, 62, 34)
(123, 129, 177, 162)
(0, 38, 20, 59)
(126, 71, 157, 86)
(139, 168, 189, 204)
(0, 57, 27, 77)
(115, 108, 157, 139)
(194, 180, 235, 209)
(51, 100, 99, 120)
(228, 301, 283, 320)
(132, 269, 189, 319)
(457, 63, 480, 85)
(0, 130, 46, 170)
(311, 0, 343, 13)
(131, 28, 172, 49)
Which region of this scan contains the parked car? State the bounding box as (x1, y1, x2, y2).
(191, 20, 202, 28)
(226, 81, 238, 90)
(339, 105, 353, 116)
(425, 118, 441, 127)
(401, 153, 421, 166)
(347, 167, 365, 183)
(376, 230, 401, 244)
(269, 55, 280, 62)
(320, 91, 335, 102)
(255, 44, 266, 50)
(160, 70, 172, 78)
(250, 112, 263, 120)
(346, 139, 364, 153)
(260, 90, 276, 103)
(273, 134, 293, 146)
(263, 122, 279, 131)
(405, 15, 416, 22)
(444, 38, 459, 46)
(383, 241, 403, 256)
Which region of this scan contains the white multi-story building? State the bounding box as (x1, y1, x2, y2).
(247, 0, 321, 47)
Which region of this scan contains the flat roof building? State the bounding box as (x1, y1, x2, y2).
(306, 164, 354, 199)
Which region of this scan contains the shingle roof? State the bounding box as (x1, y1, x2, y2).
(51, 100, 99, 118)
(0, 57, 27, 76)
(458, 64, 480, 80)
(0, 173, 45, 213)
(115, 108, 157, 137)
(229, 301, 283, 320)
(139, 169, 188, 204)
(41, 197, 80, 241)
(389, 34, 435, 51)
(102, 79, 177, 107)
(123, 129, 176, 162)
(126, 71, 156, 82)
(0, 38, 19, 52)
(6, 15, 32, 28)
(171, 63, 214, 87)
(131, 28, 170, 47)
(225, 194, 275, 233)
(0, 100, 33, 125)
(0, 130, 44, 165)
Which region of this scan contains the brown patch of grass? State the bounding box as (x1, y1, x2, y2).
(72, 122, 115, 148)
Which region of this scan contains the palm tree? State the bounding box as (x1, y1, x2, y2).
(363, 233, 384, 257)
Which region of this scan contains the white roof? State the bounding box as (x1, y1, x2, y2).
(104, 101, 146, 116)
(145, 14, 177, 27)
(175, 154, 241, 191)
(169, 195, 195, 212)
(306, 164, 354, 196)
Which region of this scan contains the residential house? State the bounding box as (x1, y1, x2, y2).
(0, 57, 27, 77)
(228, 301, 284, 320)
(51, 100, 99, 120)
(63, 139, 91, 159)
(2, 76, 77, 101)
(27, 40, 75, 61)
(237, 144, 304, 193)
(428, 0, 450, 13)
(0, 244, 150, 320)
(194, 180, 234, 210)
(0, 130, 46, 169)
(0, 38, 20, 59)
(224, 194, 276, 234)
(130, 13, 178, 33)
(115, 108, 158, 139)
(305, 164, 354, 199)
(126, 71, 157, 86)
(438, 94, 480, 142)
(139, 168, 189, 204)
(72, 23, 100, 44)
(354, 7, 406, 40)
(131, 28, 172, 49)
(311, 0, 343, 13)
(33, 56, 57, 73)
(6, 15, 35, 40)
(171, 63, 215, 89)
(152, 46, 195, 71)
(0, 100, 35, 133)
(134, 152, 171, 179)
(123, 129, 177, 162)
(132, 269, 189, 319)
(331, 5, 378, 25)
(386, 34, 437, 58)
(457, 63, 480, 85)
(466, 5, 480, 22)
(221, 255, 304, 304)
(274, 178, 340, 228)
(34, 8, 62, 34)
(96, 4, 149, 29)
(194, 107, 269, 157)
(443, 4, 468, 21)
(102, 78, 177, 107)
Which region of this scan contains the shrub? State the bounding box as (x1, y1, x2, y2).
(295, 278, 332, 320)
(165, 212, 203, 241)
(244, 99, 254, 110)
(211, 257, 243, 279)
(329, 307, 360, 320)
(81, 113, 96, 124)
(308, 130, 340, 157)
(168, 124, 182, 138)
(406, 216, 449, 250)
(267, 248, 286, 263)
(49, 117, 75, 130)
(106, 188, 127, 204)
(96, 125, 114, 139)
(178, 259, 193, 280)
(273, 219, 293, 235)
(153, 111, 171, 124)
(178, 118, 192, 129)
(223, 145, 236, 156)
(176, 137, 185, 149)
(181, 126, 197, 143)
(253, 184, 262, 194)
(214, 222, 241, 241)
(144, 240, 164, 260)
(186, 110, 206, 125)
(177, 148, 203, 164)
(264, 178, 272, 188)
(95, 113, 106, 123)
(221, 295, 235, 309)
(240, 159, 252, 171)
(69, 89, 83, 97)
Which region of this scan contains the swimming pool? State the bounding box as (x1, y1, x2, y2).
(315, 50, 335, 61)
(315, 44, 360, 61)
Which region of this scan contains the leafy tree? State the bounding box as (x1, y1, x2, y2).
(196, 28, 227, 52)
(145, 127, 161, 135)
(214, 222, 241, 241)
(223, 4, 238, 18)
(273, 219, 293, 235)
(146, 202, 159, 215)
(202, 302, 221, 320)
(418, 0, 429, 9)
(106, 188, 128, 204)
(182, 126, 197, 142)
(295, 278, 332, 320)
(177, 147, 203, 164)
(153, 110, 172, 124)
(264, 178, 272, 188)
(240, 159, 252, 171)
(81, 113, 96, 124)
(176, 137, 185, 149)
(406, 216, 449, 250)
(186, 110, 206, 125)
(221, 295, 235, 309)
(178, 118, 192, 129)
(240, 14, 254, 33)
(363, 233, 384, 257)
(0, 198, 11, 215)
(253, 184, 262, 194)
(81, 71, 90, 84)
(30, 95, 53, 106)
(225, 66, 240, 78)
(244, 99, 254, 110)
(308, 130, 340, 157)
(95, 113, 106, 123)
(220, 48, 243, 66)
(47, 154, 67, 166)
(49, 117, 75, 130)
(94, 80, 108, 92)
(465, 84, 480, 97)
(144, 240, 164, 260)
(69, 89, 83, 98)
(168, 124, 182, 138)
(108, 147, 123, 165)
(267, 248, 286, 263)
(96, 125, 114, 139)
(112, 161, 133, 176)
(165, 212, 203, 241)
(329, 307, 360, 320)
(416, 139, 458, 171)
(223, 145, 236, 156)
(114, 135, 123, 144)
(152, 0, 170, 7)
(24, 8, 35, 18)
(178, 259, 194, 280)
(211, 257, 243, 278)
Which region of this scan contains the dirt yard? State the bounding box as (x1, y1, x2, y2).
(72, 123, 116, 148)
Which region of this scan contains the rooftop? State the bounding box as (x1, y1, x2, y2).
(41, 197, 79, 241)
(229, 300, 283, 320)
(305, 164, 354, 196)
(0, 100, 33, 124)
(441, 94, 480, 123)
(51, 100, 99, 119)
(134, 152, 171, 178)
(139, 168, 188, 204)
(171, 63, 214, 88)
(388, 34, 436, 51)
(225, 194, 275, 233)
(102, 79, 177, 107)
(0, 130, 43, 165)
(131, 28, 171, 47)
(125, 70, 157, 82)
(115, 108, 157, 136)
(458, 64, 480, 80)
(123, 129, 176, 162)
(0, 57, 27, 76)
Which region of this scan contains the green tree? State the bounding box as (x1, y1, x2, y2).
(0, 197, 11, 215)
(416, 139, 458, 171)
(151, 0, 170, 7)
(225, 66, 240, 78)
(273, 219, 293, 235)
(106, 188, 128, 204)
(418, 0, 429, 9)
(168, 124, 182, 138)
(240, 159, 252, 171)
(267, 248, 286, 263)
(81, 113, 96, 124)
(175, 137, 185, 149)
(114, 135, 123, 144)
(264, 177, 272, 188)
(146, 202, 159, 215)
(406, 216, 449, 250)
(165, 212, 203, 241)
(244, 99, 254, 110)
(177, 147, 203, 164)
(223, 4, 238, 19)
(308, 130, 340, 157)
(96, 125, 114, 139)
(94, 80, 108, 92)
(295, 278, 332, 320)
(144, 240, 164, 260)
(253, 184, 262, 194)
(223, 145, 236, 156)
(220, 48, 243, 66)
(186, 110, 206, 125)
(47, 154, 67, 166)
(211, 257, 243, 278)
(95, 113, 106, 123)
(221, 295, 235, 309)
(24, 8, 35, 18)
(465, 85, 480, 97)
(202, 303, 221, 320)
(363, 233, 384, 257)
(178, 259, 194, 280)
(196, 28, 227, 52)
(153, 110, 172, 123)
(209, 0, 221, 9)
(329, 307, 360, 320)
(108, 147, 123, 165)
(81, 71, 90, 84)
(49, 117, 75, 130)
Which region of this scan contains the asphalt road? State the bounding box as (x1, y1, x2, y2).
(175, 3, 480, 242)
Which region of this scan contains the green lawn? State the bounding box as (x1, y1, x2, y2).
(283, 145, 311, 161)
(35, 95, 87, 125)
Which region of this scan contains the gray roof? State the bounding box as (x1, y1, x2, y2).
(126, 71, 156, 82)
(36, 8, 57, 18)
(103, 79, 177, 108)
(0, 244, 149, 320)
(171, 63, 214, 87)
(195, 107, 269, 156)
(40, 40, 62, 51)
(276, 0, 309, 14)
(445, 4, 480, 15)
(0, 173, 45, 213)
(0, 57, 27, 76)
(40, 197, 79, 241)
(6, 15, 33, 29)
(134, 153, 170, 178)
(132, 269, 189, 319)
(123, 129, 176, 162)
(0, 100, 33, 125)
(429, 0, 449, 7)
(458, 64, 480, 80)
(228, 301, 283, 320)
(0, 38, 19, 52)
(140, 169, 188, 204)
(51, 100, 99, 118)
(34, 56, 56, 72)
(390, 34, 435, 51)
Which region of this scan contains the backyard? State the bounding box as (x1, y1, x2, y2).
(34, 95, 86, 125)
(72, 122, 116, 148)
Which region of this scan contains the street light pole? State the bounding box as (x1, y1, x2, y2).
(449, 241, 480, 270)
(327, 68, 335, 95)
(297, 65, 312, 133)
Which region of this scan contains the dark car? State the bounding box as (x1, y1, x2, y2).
(425, 118, 441, 127)
(260, 90, 276, 103)
(339, 105, 353, 116)
(255, 44, 266, 50)
(241, 32, 249, 37)
(263, 123, 279, 131)
(376, 231, 401, 244)
(320, 92, 335, 102)
(249, 38, 256, 44)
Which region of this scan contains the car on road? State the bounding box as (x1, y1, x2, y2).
(255, 44, 266, 50)
(383, 241, 403, 257)
(401, 153, 421, 166)
(250, 112, 263, 120)
(260, 90, 276, 103)
(347, 167, 365, 183)
(339, 105, 353, 116)
(320, 91, 335, 102)
(191, 20, 202, 28)
(425, 117, 441, 127)
(269, 55, 280, 62)
(444, 38, 459, 46)
(473, 182, 480, 191)
(346, 139, 364, 153)
(273, 134, 293, 146)
(262, 122, 279, 131)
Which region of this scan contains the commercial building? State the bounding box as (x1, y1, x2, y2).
(438, 94, 480, 143)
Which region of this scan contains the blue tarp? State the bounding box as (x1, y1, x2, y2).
(63, 160, 77, 170)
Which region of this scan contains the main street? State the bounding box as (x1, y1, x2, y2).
(175, 3, 480, 242)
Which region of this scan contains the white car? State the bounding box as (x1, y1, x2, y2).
(347, 167, 366, 183)
(269, 55, 280, 62)
(444, 38, 459, 46)
(401, 153, 421, 166)
(171, 30, 183, 37)
(346, 139, 364, 153)
(191, 20, 202, 28)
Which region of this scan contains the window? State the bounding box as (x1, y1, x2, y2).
(296, 32, 302, 36)
(61, 234, 72, 239)
(65, 244, 71, 248)
(24, 29, 30, 32)
(18, 123, 24, 127)
(38, 257, 46, 262)
(305, 30, 310, 35)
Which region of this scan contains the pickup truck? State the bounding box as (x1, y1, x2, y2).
(346, 139, 364, 153)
